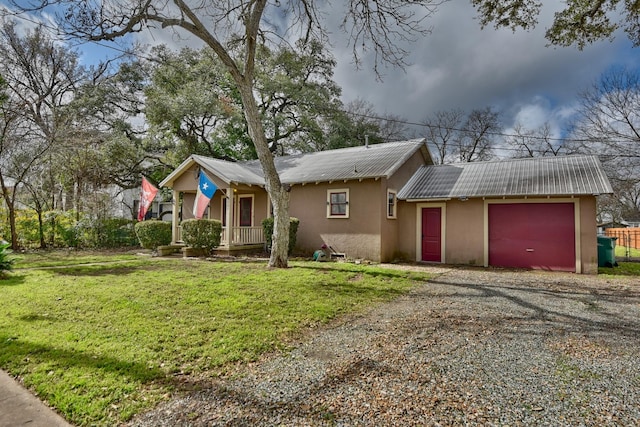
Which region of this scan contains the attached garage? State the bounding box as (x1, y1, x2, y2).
(398, 155, 613, 274)
(488, 201, 577, 272)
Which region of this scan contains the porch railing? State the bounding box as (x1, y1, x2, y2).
(221, 226, 264, 246)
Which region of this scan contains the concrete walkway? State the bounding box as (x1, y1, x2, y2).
(0, 370, 71, 427)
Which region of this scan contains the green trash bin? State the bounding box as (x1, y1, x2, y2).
(597, 236, 618, 267)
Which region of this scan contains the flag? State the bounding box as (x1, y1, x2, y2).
(193, 170, 217, 219)
(138, 177, 158, 221)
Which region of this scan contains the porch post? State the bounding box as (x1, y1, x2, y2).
(225, 187, 233, 246)
(171, 190, 180, 244)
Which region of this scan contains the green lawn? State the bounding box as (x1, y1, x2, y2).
(599, 261, 640, 276)
(0, 254, 429, 426)
(615, 244, 640, 258)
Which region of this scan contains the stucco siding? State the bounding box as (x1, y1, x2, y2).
(398, 196, 600, 274)
(380, 150, 429, 262)
(579, 196, 598, 274)
(290, 180, 383, 260)
(396, 200, 417, 260)
(444, 199, 484, 265)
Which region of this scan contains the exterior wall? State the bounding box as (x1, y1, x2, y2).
(289, 179, 384, 261)
(579, 196, 598, 274)
(398, 196, 600, 274)
(445, 199, 485, 265)
(380, 149, 430, 262)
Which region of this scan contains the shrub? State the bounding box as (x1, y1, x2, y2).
(134, 220, 172, 250)
(0, 241, 15, 275)
(74, 217, 139, 248)
(262, 217, 299, 254)
(181, 219, 222, 255)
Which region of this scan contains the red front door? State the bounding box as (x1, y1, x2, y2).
(422, 207, 442, 262)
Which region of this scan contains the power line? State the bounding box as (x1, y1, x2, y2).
(4, 5, 640, 158)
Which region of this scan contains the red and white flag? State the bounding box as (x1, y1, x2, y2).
(138, 177, 158, 221)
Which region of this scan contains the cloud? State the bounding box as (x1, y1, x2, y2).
(327, 2, 638, 133)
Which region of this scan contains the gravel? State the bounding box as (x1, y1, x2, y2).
(128, 265, 640, 426)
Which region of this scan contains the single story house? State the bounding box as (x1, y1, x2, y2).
(159, 139, 612, 274)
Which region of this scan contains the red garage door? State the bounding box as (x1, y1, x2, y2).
(489, 203, 575, 272)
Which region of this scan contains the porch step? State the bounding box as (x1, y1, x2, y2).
(213, 244, 266, 257)
(157, 244, 185, 256)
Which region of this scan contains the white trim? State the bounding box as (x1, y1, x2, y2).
(415, 202, 446, 263)
(483, 197, 581, 273)
(327, 188, 350, 218)
(387, 189, 397, 219)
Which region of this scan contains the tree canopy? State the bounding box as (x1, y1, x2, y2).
(472, 0, 640, 49)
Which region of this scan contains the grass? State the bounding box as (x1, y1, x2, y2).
(615, 245, 640, 258)
(14, 249, 140, 269)
(599, 261, 640, 276)
(0, 254, 430, 426)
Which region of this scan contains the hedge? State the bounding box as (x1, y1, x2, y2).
(180, 219, 222, 255)
(134, 220, 172, 249)
(262, 217, 299, 254)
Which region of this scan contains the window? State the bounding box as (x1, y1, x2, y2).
(387, 190, 397, 219)
(327, 189, 349, 218)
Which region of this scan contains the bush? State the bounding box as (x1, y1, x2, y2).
(0, 241, 15, 275)
(134, 220, 172, 250)
(75, 217, 139, 248)
(262, 217, 299, 254)
(181, 219, 222, 255)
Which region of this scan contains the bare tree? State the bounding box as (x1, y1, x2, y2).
(0, 20, 87, 248)
(504, 122, 565, 158)
(10, 0, 442, 267)
(570, 67, 640, 221)
(422, 109, 465, 164)
(455, 107, 500, 162)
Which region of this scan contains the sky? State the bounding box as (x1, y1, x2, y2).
(3, 1, 640, 144)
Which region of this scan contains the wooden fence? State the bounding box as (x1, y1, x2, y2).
(604, 228, 640, 250)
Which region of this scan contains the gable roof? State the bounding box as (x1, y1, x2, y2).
(398, 155, 613, 200)
(161, 139, 430, 188)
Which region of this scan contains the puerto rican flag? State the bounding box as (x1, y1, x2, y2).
(193, 170, 217, 219)
(137, 177, 158, 221)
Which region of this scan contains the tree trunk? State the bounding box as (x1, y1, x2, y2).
(0, 177, 19, 250)
(236, 82, 290, 268)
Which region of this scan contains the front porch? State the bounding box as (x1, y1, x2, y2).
(176, 225, 265, 249)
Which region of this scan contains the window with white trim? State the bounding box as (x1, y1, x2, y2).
(327, 189, 349, 218)
(387, 189, 397, 219)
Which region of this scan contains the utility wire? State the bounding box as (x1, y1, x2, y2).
(4, 5, 640, 158)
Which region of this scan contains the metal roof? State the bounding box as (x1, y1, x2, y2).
(248, 138, 429, 184)
(398, 155, 613, 200)
(161, 139, 430, 188)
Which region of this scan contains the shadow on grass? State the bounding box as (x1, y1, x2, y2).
(0, 334, 165, 384)
(51, 265, 141, 277)
(294, 263, 430, 281)
(0, 274, 26, 286)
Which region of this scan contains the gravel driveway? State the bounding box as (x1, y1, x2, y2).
(129, 266, 640, 426)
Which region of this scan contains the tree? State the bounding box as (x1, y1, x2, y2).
(504, 123, 566, 158)
(471, 0, 640, 49)
(0, 20, 87, 248)
(569, 67, 640, 222)
(15, 0, 442, 267)
(422, 109, 465, 164)
(144, 40, 349, 160)
(422, 107, 500, 163)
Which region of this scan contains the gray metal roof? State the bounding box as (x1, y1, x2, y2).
(248, 138, 429, 184)
(193, 155, 265, 185)
(398, 155, 613, 200)
(161, 139, 430, 188)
